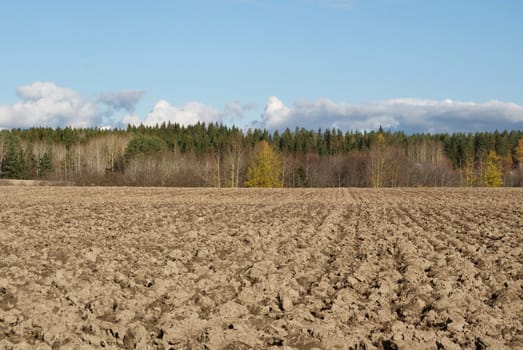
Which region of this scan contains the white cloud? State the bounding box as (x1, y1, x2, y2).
(256, 96, 523, 133)
(0, 82, 149, 129)
(0, 81, 100, 128)
(123, 99, 257, 127)
(99, 90, 145, 113)
(132, 100, 223, 127)
(2, 82, 522, 133)
(263, 96, 291, 128)
(0, 82, 256, 129)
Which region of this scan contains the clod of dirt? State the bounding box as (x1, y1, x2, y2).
(123, 323, 149, 349)
(382, 339, 399, 350)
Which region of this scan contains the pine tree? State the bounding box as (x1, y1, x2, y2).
(244, 141, 282, 187)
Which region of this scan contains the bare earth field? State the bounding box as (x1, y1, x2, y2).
(0, 187, 522, 350)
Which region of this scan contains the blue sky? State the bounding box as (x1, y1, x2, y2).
(1, 0, 522, 132)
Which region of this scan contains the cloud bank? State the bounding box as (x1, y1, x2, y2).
(255, 96, 523, 133)
(1, 82, 522, 133)
(121, 100, 255, 127)
(135, 100, 223, 126)
(0, 82, 100, 128)
(0, 82, 146, 129)
(0, 82, 257, 130)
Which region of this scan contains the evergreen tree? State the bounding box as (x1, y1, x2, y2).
(124, 134, 167, 161)
(2, 134, 27, 179)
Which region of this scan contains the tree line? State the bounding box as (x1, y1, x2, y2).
(1, 123, 522, 187)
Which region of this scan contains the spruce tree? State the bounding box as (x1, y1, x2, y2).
(2, 135, 27, 179)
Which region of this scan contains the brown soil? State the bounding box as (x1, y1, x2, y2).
(0, 187, 522, 350)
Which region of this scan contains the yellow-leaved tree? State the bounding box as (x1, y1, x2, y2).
(515, 138, 523, 169)
(482, 150, 503, 187)
(244, 140, 282, 187)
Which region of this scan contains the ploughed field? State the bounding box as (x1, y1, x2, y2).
(0, 187, 522, 350)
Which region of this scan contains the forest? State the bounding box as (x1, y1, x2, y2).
(0, 123, 522, 187)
